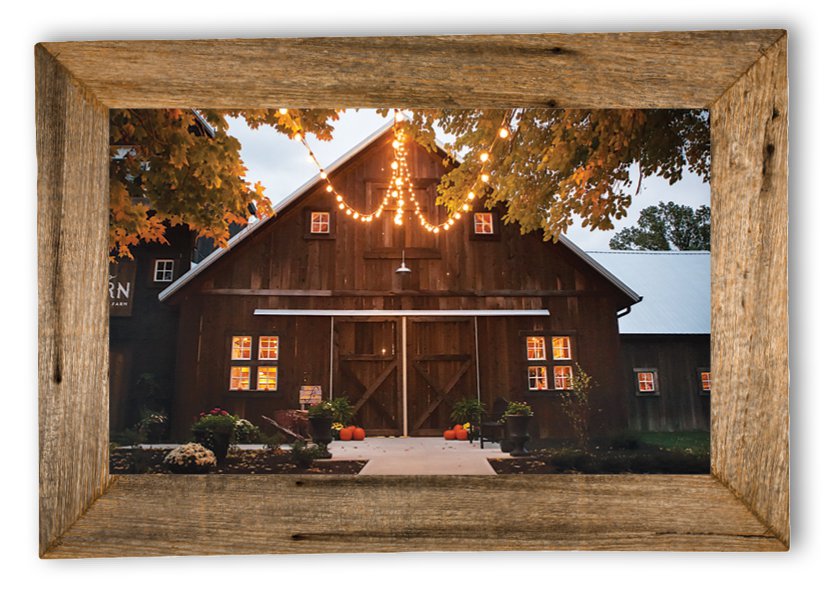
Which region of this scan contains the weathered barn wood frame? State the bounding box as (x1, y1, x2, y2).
(36, 30, 788, 556)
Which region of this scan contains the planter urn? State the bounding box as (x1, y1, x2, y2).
(193, 429, 232, 462)
(308, 414, 334, 459)
(505, 414, 532, 456)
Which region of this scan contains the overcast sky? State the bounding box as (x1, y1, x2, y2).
(228, 109, 710, 251)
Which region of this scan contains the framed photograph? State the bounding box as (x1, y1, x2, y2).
(36, 30, 788, 557)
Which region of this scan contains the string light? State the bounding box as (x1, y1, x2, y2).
(286, 108, 516, 233)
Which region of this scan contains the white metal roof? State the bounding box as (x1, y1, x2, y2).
(586, 250, 710, 335)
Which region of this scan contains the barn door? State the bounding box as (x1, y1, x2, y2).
(334, 319, 403, 435)
(407, 318, 478, 436)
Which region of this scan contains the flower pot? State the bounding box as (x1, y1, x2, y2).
(505, 415, 531, 456)
(193, 429, 231, 462)
(308, 414, 334, 458)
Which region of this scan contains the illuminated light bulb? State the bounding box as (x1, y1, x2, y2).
(294, 133, 302, 141)
(392, 140, 400, 149)
(448, 218, 454, 225)
(392, 190, 398, 198)
(454, 213, 461, 220)
(307, 154, 315, 163)
(499, 128, 510, 139)
(480, 152, 489, 162)
(433, 228, 440, 234)
(326, 184, 333, 193)
(481, 173, 490, 183)
(346, 209, 352, 215)
(398, 199, 405, 206)
(462, 204, 470, 212)
(395, 111, 404, 122)
(338, 203, 345, 210)
(394, 217, 403, 226)
(279, 108, 288, 115)
(391, 161, 399, 170)
(366, 215, 372, 222)
(353, 213, 360, 220)
(319, 171, 327, 179)
(468, 191, 476, 200)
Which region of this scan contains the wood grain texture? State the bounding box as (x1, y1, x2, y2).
(40, 30, 784, 109)
(44, 475, 783, 558)
(35, 31, 790, 557)
(36, 45, 111, 556)
(710, 35, 789, 546)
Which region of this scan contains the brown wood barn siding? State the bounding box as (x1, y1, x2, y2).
(168, 130, 632, 438)
(621, 334, 711, 432)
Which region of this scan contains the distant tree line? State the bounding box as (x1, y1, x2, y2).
(609, 201, 710, 251)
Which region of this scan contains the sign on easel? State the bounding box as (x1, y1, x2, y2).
(299, 385, 323, 407)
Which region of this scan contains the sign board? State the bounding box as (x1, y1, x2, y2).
(109, 260, 136, 317)
(299, 385, 323, 406)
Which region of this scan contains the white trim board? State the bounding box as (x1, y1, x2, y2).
(253, 309, 550, 317)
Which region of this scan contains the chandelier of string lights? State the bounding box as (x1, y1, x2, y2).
(285, 108, 513, 234)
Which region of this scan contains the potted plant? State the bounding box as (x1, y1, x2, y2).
(191, 408, 236, 462)
(501, 401, 533, 456)
(306, 401, 334, 458)
(450, 397, 486, 443)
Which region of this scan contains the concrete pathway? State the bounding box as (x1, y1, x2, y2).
(329, 437, 507, 475)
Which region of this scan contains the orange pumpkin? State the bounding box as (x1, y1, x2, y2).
(353, 427, 366, 441)
(339, 427, 353, 441)
(444, 429, 456, 440)
(345, 425, 356, 434)
(455, 429, 468, 441)
(453, 424, 463, 433)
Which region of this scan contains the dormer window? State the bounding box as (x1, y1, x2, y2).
(310, 211, 330, 234)
(474, 212, 494, 235)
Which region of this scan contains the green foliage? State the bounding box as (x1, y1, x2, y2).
(110, 427, 145, 448)
(260, 431, 286, 450)
(450, 397, 486, 425)
(609, 201, 711, 250)
(233, 418, 261, 444)
(307, 400, 335, 418)
(289, 440, 324, 469)
(329, 396, 355, 426)
(558, 364, 597, 449)
(502, 401, 533, 418)
(135, 407, 168, 442)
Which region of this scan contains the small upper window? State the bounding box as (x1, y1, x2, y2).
(700, 370, 712, 393)
(526, 336, 546, 360)
(257, 366, 278, 391)
(552, 336, 572, 360)
(231, 336, 252, 360)
(553, 365, 573, 390)
(310, 211, 331, 234)
(153, 259, 175, 282)
(474, 212, 494, 235)
(635, 369, 659, 395)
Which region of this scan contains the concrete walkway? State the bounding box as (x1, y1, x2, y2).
(329, 437, 507, 475)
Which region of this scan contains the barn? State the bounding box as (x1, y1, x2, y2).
(158, 122, 642, 441)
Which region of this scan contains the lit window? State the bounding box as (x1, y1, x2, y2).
(153, 259, 175, 282)
(231, 336, 252, 360)
(528, 366, 548, 391)
(526, 336, 546, 360)
(310, 211, 330, 234)
(552, 336, 572, 360)
(700, 370, 712, 392)
(474, 212, 494, 235)
(259, 336, 279, 360)
(257, 367, 278, 391)
(553, 365, 573, 390)
(636, 370, 658, 394)
(229, 366, 251, 391)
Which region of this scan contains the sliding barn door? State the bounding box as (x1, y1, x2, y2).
(333, 318, 403, 435)
(407, 318, 478, 436)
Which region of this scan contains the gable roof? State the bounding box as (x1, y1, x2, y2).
(586, 250, 710, 335)
(159, 122, 641, 305)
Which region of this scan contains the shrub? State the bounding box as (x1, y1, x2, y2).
(450, 397, 486, 426)
(136, 408, 168, 442)
(307, 401, 334, 418)
(260, 430, 286, 450)
(163, 443, 217, 473)
(290, 440, 324, 469)
(558, 364, 597, 449)
(502, 401, 533, 418)
(329, 396, 355, 426)
(234, 418, 261, 444)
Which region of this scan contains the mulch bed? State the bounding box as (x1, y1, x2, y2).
(489, 447, 710, 475)
(111, 447, 366, 475)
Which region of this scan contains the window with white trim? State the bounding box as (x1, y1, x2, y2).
(231, 336, 252, 360)
(526, 336, 546, 360)
(634, 369, 659, 395)
(553, 365, 573, 390)
(528, 366, 549, 391)
(473, 212, 494, 235)
(229, 366, 251, 391)
(257, 366, 278, 391)
(699, 369, 711, 394)
(551, 336, 572, 360)
(153, 259, 175, 282)
(259, 336, 279, 360)
(310, 211, 331, 234)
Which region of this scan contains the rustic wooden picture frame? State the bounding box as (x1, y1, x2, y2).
(36, 30, 788, 557)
